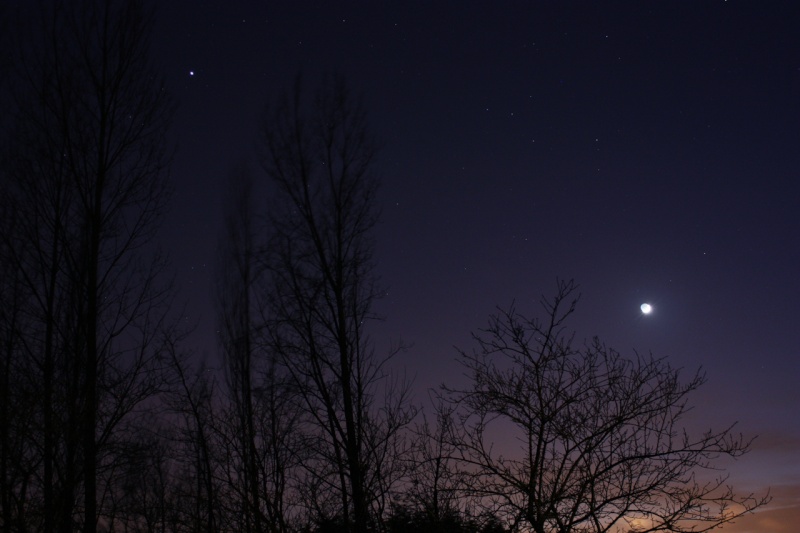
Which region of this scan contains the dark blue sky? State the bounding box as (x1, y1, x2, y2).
(154, 3, 800, 529)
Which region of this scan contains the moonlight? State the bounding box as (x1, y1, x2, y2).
(640, 303, 653, 315)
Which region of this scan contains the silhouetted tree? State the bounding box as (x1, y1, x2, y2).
(110, 431, 175, 533)
(216, 166, 267, 533)
(260, 75, 414, 533)
(166, 343, 220, 533)
(404, 400, 467, 523)
(385, 503, 507, 533)
(445, 279, 769, 533)
(1, 1, 174, 531)
(216, 165, 304, 533)
(0, 211, 37, 532)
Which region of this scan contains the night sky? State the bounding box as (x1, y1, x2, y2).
(153, 2, 799, 530)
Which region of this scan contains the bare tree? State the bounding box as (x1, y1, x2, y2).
(0, 213, 38, 532)
(446, 280, 769, 533)
(260, 75, 414, 533)
(403, 398, 469, 524)
(216, 165, 304, 533)
(2, 1, 174, 531)
(108, 430, 175, 533)
(216, 165, 266, 533)
(165, 342, 221, 533)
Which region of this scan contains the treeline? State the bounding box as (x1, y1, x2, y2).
(0, 2, 767, 533)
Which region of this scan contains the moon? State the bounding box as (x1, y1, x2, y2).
(640, 303, 653, 315)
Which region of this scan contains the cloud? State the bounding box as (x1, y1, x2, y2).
(750, 430, 800, 455)
(717, 428, 800, 496)
(716, 478, 800, 533)
(717, 504, 800, 533)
